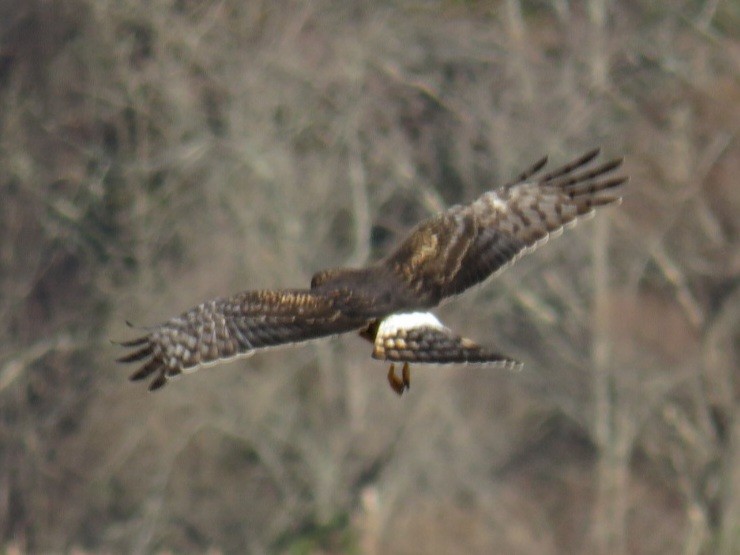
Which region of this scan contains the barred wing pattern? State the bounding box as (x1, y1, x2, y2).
(118, 290, 368, 390)
(385, 148, 626, 301)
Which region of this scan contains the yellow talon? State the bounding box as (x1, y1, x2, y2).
(387, 362, 411, 396)
(387, 364, 404, 395)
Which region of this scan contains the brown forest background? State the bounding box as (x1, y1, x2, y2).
(0, 1, 738, 553)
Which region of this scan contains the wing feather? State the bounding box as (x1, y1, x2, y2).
(384, 149, 627, 301)
(117, 290, 368, 390)
(444, 151, 626, 296)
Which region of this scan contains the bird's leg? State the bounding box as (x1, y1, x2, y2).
(387, 362, 411, 396)
(387, 364, 405, 395)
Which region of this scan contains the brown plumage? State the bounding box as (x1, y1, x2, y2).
(117, 149, 626, 393)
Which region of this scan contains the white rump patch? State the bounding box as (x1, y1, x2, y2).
(378, 312, 445, 334)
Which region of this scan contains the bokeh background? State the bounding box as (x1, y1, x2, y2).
(1, 1, 738, 553)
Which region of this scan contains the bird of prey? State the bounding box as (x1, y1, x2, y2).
(117, 149, 626, 394)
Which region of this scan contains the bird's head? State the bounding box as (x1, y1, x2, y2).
(310, 268, 348, 289)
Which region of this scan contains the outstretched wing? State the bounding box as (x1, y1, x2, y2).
(371, 312, 520, 368)
(117, 290, 369, 391)
(383, 148, 627, 303)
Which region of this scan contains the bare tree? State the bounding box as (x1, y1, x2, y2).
(0, 0, 737, 553)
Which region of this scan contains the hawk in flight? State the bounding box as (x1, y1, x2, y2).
(118, 149, 626, 394)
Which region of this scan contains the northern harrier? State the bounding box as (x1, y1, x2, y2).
(118, 149, 626, 394)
